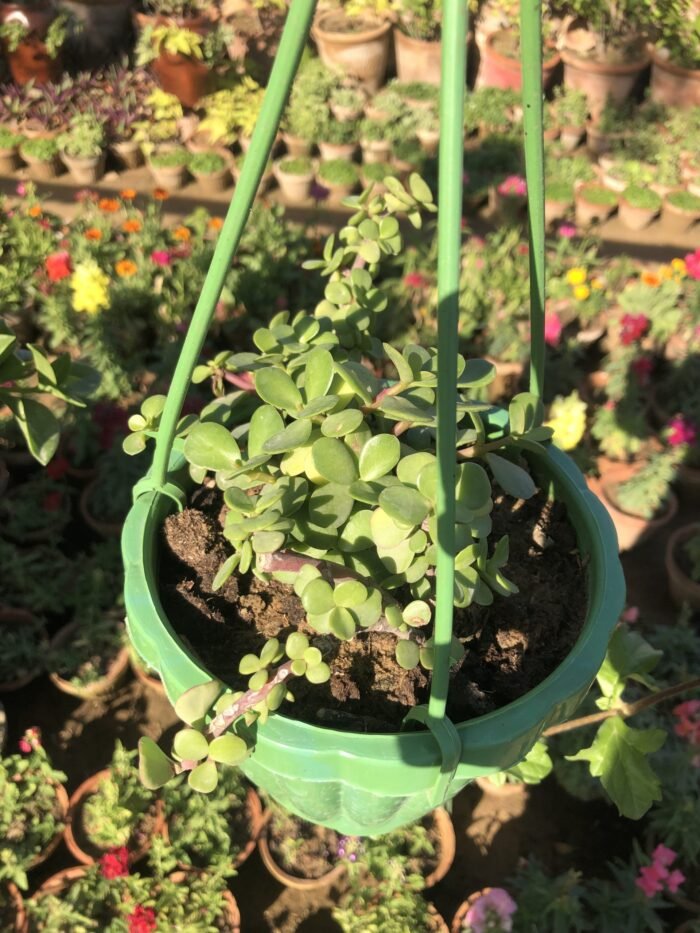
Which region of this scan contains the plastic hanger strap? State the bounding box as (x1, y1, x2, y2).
(403, 705, 462, 805)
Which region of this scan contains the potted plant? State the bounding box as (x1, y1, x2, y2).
(258, 802, 349, 889)
(415, 107, 440, 156)
(550, 86, 589, 151)
(146, 144, 191, 190)
(492, 173, 527, 223)
(360, 117, 391, 162)
(451, 887, 518, 932)
(282, 98, 318, 158)
(0, 609, 47, 692)
(80, 441, 148, 538)
(361, 159, 396, 193)
(480, 25, 561, 92)
(189, 149, 232, 193)
(0, 125, 24, 172)
(57, 110, 107, 184)
(545, 179, 575, 226)
(231, 151, 274, 194)
(0, 728, 68, 891)
(665, 523, 700, 611)
(618, 185, 662, 230)
(391, 136, 425, 176)
(650, 0, 700, 109)
(272, 155, 315, 205)
(311, 0, 393, 93)
(26, 839, 240, 932)
(18, 134, 61, 179)
(330, 85, 365, 122)
(574, 182, 618, 226)
(126, 174, 624, 836)
(1, 473, 71, 541)
(0, 6, 69, 85)
(317, 157, 360, 205)
(0, 882, 24, 933)
(394, 0, 473, 87)
(560, 0, 654, 120)
(48, 613, 129, 700)
(587, 448, 681, 551)
(163, 770, 263, 871)
(0, 540, 75, 617)
(64, 741, 164, 866)
(663, 189, 700, 234)
(317, 115, 358, 162)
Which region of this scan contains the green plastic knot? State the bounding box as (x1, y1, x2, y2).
(402, 704, 462, 807)
(132, 476, 187, 511)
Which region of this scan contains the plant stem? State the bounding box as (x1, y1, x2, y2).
(543, 677, 700, 738)
(206, 660, 296, 737)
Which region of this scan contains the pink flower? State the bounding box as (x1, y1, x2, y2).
(544, 311, 563, 347)
(150, 249, 172, 267)
(667, 416, 697, 448)
(619, 313, 649, 346)
(558, 223, 576, 239)
(666, 869, 685, 893)
(621, 606, 640, 623)
(464, 888, 517, 933)
(652, 844, 678, 868)
(18, 738, 32, 754)
(517, 243, 529, 256)
(497, 175, 527, 197)
(45, 251, 72, 282)
(685, 248, 700, 281)
(128, 906, 157, 933)
(16, 182, 26, 197)
(19, 727, 41, 753)
(100, 846, 130, 879)
(630, 357, 653, 385)
(404, 272, 427, 288)
(636, 865, 665, 898)
(674, 700, 700, 718)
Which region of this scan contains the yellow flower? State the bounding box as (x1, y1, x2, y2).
(566, 266, 587, 287)
(671, 257, 687, 277)
(573, 284, 590, 301)
(590, 277, 604, 290)
(71, 260, 110, 315)
(659, 264, 673, 280)
(545, 391, 587, 451)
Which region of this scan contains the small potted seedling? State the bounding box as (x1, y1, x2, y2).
(18, 136, 61, 180)
(618, 185, 662, 230)
(188, 151, 232, 193)
(550, 86, 588, 152)
(317, 116, 358, 162)
(146, 146, 190, 191)
(574, 183, 618, 226)
(544, 180, 575, 226)
(360, 117, 392, 163)
(415, 107, 440, 156)
(330, 86, 365, 122)
(663, 189, 700, 234)
(273, 156, 315, 204)
(57, 112, 107, 185)
(0, 126, 24, 173)
(317, 158, 360, 205)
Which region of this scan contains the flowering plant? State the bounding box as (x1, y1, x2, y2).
(461, 887, 517, 932)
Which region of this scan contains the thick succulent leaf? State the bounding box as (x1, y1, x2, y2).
(174, 680, 222, 725)
(322, 408, 364, 438)
(306, 661, 331, 684)
(208, 734, 249, 766)
(329, 606, 356, 640)
(486, 453, 536, 499)
(286, 632, 310, 659)
(308, 483, 354, 529)
(311, 437, 358, 485)
(340, 509, 373, 552)
(255, 367, 303, 411)
(334, 579, 368, 608)
(396, 639, 420, 670)
(456, 462, 492, 512)
(248, 405, 284, 457)
(378, 485, 430, 527)
(173, 728, 210, 762)
(184, 422, 241, 472)
(139, 737, 175, 789)
(370, 507, 412, 548)
(188, 759, 219, 794)
(397, 451, 435, 486)
(301, 578, 336, 615)
(304, 347, 335, 400)
(263, 419, 313, 454)
(359, 434, 400, 481)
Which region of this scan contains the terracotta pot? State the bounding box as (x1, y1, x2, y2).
(191, 160, 233, 194)
(485, 356, 524, 402)
(0, 610, 47, 692)
(6, 882, 24, 933)
(311, 11, 392, 93)
(650, 46, 700, 109)
(169, 871, 241, 932)
(559, 125, 585, 151)
(618, 195, 659, 231)
(318, 140, 356, 161)
(478, 29, 561, 91)
(164, 787, 265, 871)
(29, 783, 69, 871)
(273, 161, 314, 204)
(394, 29, 441, 84)
(60, 150, 106, 185)
(587, 464, 679, 552)
(585, 120, 622, 156)
(48, 620, 130, 700)
(452, 888, 498, 933)
(110, 138, 143, 170)
(0, 4, 62, 85)
(424, 808, 456, 888)
(79, 480, 123, 538)
(318, 177, 356, 206)
(575, 188, 617, 226)
(665, 523, 700, 610)
(281, 132, 312, 158)
(416, 127, 440, 157)
(545, 196, 572, 226)
(561, 45, 650, 122)
(18, 144, 61, 180)
(663, 197, 700, 235)
(64, 769, 165, 866)
(361, 137, 391, 164)
(129, 649, 167, 696)
(151, 18, 213, 111)
(258, 822, 346, 890)
(0, 142, 20, 173)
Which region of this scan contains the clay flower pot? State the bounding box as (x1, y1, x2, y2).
(79, 480, 123, 538)
(663, 193, 700, 234)
(451, 888, 503, 932)
(424, 808, 456, 888)
(258, 819, 347, 890)
(64, 769, 165, 866)
(48, 620, 130, 700)
(416, 127, 440, 157)
(281, 132, 312, 158)
(618, 192, 661, 231)
(360, 137, 391, 164)
(273, 159, 315, 205)
(60, 150, 106, 185)
(110, 137, 144, 170)
(665, 523, 700, 611)
(561, 38, 650, 121)
(559, 125, 585, 151)
(18, 142, 61, 180)
(0, 138, 21, 173)
(574, 185, 618, 226)
(394, 29, 442, 85)
(5, 882, 25, 933)
(586, 463, 679, 552)
(650, 46, 700, 110)
(318, 140, 356, 162)
(150, 16, 213, 109)
(312, 10, 392, 93)
(0, 609, 47, 692)
(479, 29, 561, 91)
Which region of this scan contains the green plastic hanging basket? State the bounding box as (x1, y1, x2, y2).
(122, 0, 625, 836)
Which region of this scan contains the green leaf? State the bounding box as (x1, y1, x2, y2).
(263, 419, 313, 454)
(359, 434, 400, 481)
(340, 509, 373, 552)
(596, 628, 662, 706)
(174, 681, 222, 725)
(304, 348, 335, 400)
(378, 485, 430, 527)
(306, 661, 331, 684)
(301, 578, 336, 615)
(396, 639, 420, 670)
(370, 507, 412, 548)
(334, 579, 368, 608)
(239, 654, 262, 675)
(321, 408, 364, 438)
(378, 396, 435, 425)
(294, 395, 340, 420)
(456, 462, 492, 511)
(188, 759, 219, 793)
(329, 606, 356, 640)
(252, 530, 285, 553)
(382, 343, 414, 384)
(285, 632, 310, 659)
(248, 405, 284, 457)
(122, 432, 147, 456)
(311, 437, 358, 485)
(486, 453, 536, 499)
(173, 728, 209, 762)
(409, 172, 433, 204)
(138, 737, 175, 789)
(292, 565, 321, 597)
(212, 554, 240, 591)
(260, 638, 282, 666)
(509, 392, 543, 435)
(325, 280, 352, 305)
(458, 358, 495, 388)
(308, 483, 354, 529)
(255, 367, 302, 411)
(12, 398, 60, 466)
(503, 740, 553, 784)
(27, 344, 56, 385)
(402, 600, 431, 627)
(208, 734, 249, 766)
(567, 718, 666, 819)
(397, 451, 435, 486)
(184, 422, 241, 472)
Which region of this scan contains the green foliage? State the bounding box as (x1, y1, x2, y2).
(550, 86, 588, 128)
(0, 737, 67, 890)
(397, 0, 442, 40)
(82, 741, 155, 849)
(317, 159, 361, 186)
(0, 127, 23, 150)
(546, 180, 575, 203)
(148, 147, 190, 169)
(319, 115, 358, 145)
(684, 532, 700, 583)
(278, 156, 313, 175)
(48, 614, 125, 689)
(667, 189, 700, 212)
(1, 474, 71, 540)
(189, 151, 227, 174)
(622, 185, 661, 210)
(590, 398, 648, 461)
(86, 440, 149, 525)
(57, 112, 105, 159)
(484, 739, 553, 786)
(0, 613, 46, 685)
(579, 184, 618, 207)
(508, 859, 588, 932)
(0, 540, 75, 614)
(613, 449, 681, 520)
(20, 137, 58, 161)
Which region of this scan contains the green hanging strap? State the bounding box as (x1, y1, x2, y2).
(520, 0, 546, 399)
(137, 0, 318, 504)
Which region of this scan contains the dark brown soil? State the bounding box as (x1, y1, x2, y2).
(159, 487, 586, 730)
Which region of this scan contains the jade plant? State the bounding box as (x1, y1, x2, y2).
(0, 729, 67, 890)
(132, 174, 554, 793)
(612, 449, 681, 520)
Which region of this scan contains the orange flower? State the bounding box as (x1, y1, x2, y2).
(153, 188, 170, 201)
(115, 259, 138, 278)
(208, 216, 224, 231)
(172, 226, 191, 242)
(84, 227, 103, 241)
(27, 205, 42, 218)
(641, 270, 661, 287)
(122, 218, 142, 234)
(120, 188, 137, 200)
(98, 198, 120, 213)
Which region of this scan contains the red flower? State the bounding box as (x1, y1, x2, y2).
(45, 252, 72, 282)
(667, 416, 697, 448)
(42, 491, 63, 512)
(18, 738, 32, 753)
(619, 313, 649, 346)
(630, 356, 653, 385)
(46, 456, 70, 479)
(100, 846, 130, 879)
(128, 905, 157, 933)
(403, 272, 426, 288)
(19, 727, 41, 753)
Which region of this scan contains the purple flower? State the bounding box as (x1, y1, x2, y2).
(465, 888, 517, 932)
